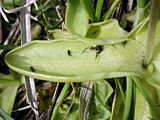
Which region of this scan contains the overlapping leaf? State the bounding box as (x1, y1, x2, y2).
(0, 74, 20, 117)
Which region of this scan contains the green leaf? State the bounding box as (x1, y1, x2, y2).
(65, 0, 89, 36)
(89, 100, 110, 120)
(122, 77, 132, 120)
(86, 19, 127, 39)
(80, 0, 95, 22)
(1, 0, 22, 9)
(88, 80, 113, 120)
(133, 77, 160, 119)
(134, 0, 149, 27)
(51, 83, 70, 120)
(95, 0, 104, 21)
(109, 90, 123, 120)
(102, 0, 121, 20)
(0, 73, 20, 115)
(66, 102, 79, 120)
(0, 45, 17, 50)
(50, 29, 78, 39)
(52, 19, 128, 45)
(54, 92, 79, 120)
(5, 38, 145, 82)
(128, 20, 160, 48)
(134, 88, 151, 120)
(130, 20, 160, 89)
(94, 81, 113, 106)
(0, 106, 14, 120)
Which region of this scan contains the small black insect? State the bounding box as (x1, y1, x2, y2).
(30, 66, 35, 72)
(122, 41, 127, 47)
(82, 45, 104, 60)
(67, 50, 72, 56)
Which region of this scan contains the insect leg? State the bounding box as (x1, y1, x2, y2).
(81, 46, 92, 54)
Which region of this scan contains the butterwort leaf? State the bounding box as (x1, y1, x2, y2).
(5, 38, 146, 82)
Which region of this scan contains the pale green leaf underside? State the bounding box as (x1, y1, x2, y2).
(5, 39, 146, 82)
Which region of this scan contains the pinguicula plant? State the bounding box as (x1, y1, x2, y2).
(1, 0, 160, 120)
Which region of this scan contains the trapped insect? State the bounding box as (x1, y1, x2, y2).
(67, 50, 72, 56)
(30, 66, 35, 72)
(82, 45, 104, 60)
